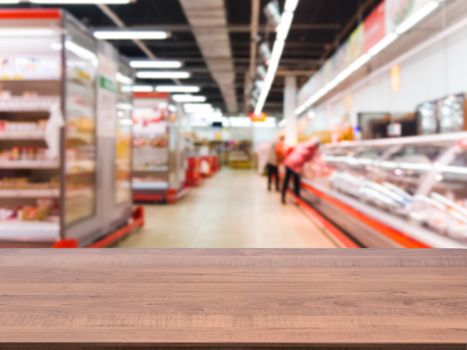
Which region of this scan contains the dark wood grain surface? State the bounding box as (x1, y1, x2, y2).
(0, 249, 466, 349)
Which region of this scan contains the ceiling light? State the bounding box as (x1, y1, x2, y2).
(257, 65, 267, 79)
(130, 60, 183, 69)
(136, 71, 191, 79)
(0, 0, 20, 3)
(172, 95, 207, 103)
(259, 42, 272, 63)
(254, 2, 298, 115)
(94, 30, 170, 40)
(276, 12, 294, 41)
(284, 0, 299, 12)
(155, 85, 200, 93)
(30, 0, 132, 3)
(264, 1, 282, 29)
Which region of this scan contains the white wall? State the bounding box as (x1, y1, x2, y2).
(307, 20, 467, 132)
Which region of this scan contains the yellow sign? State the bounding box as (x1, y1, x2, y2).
(391, 64, 400, 93)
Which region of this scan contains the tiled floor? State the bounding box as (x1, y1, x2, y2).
(119, 169, 337, 248)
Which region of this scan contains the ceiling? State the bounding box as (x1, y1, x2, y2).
(2, 0, 380, 116)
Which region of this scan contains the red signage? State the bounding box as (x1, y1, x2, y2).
(364, 1, 386, 53)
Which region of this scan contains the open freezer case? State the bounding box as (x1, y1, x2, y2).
(302, 133, 467, 248)
(0, 9, 134, 246)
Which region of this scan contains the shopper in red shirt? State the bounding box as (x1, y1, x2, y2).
(281, 138, 320, 204)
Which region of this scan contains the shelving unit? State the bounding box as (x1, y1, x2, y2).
(131, 92, 187, 203)
(0, 9, 139, 246)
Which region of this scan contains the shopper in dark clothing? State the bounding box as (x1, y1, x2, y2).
(266, 163, 280, 191)
(281, 166, 301, 201)
(265, 142, 279, 191)
(281, 138, 319, 204)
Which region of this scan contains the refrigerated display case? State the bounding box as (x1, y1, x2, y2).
(114, 57, 133, 207)
(0, 9, 137, 246)
(302, 133, 467, 248)
(132, 93, 187, 203)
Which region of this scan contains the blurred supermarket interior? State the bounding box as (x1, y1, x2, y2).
(0, 0, 466, 249)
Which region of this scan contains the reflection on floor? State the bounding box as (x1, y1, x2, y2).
(119, 169, 337, 248)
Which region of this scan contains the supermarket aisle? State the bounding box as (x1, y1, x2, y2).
(119, 169, 337, 248)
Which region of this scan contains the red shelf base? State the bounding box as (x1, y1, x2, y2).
(52, 206, 145, 248)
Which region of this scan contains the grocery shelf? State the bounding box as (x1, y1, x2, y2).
(0, 188, 59, 198)
(0, 160, 59, 169)
(0, 131, 45, 140)
(0, 97, 59, 112)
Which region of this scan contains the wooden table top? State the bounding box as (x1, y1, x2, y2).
(0, 249, 466, 349)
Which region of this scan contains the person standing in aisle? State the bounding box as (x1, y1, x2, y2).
(281, 138, 320, 204)
(265, 135, 285, 191)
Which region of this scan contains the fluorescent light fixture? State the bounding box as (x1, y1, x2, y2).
(284, 0, 299, 12)
(116, 72, 133, 85)
(155, 85, 200, 93)
(130, 60, 183, 69)
(278, 119, 287, 127)
(31, 0, 132, 3)
(396, 0, 439, 34)
(117, 103, 133, 111)
(254, 39, 286, 115)
(168, 104, 177, 112)
(94, 30, 170, 40)
(276, 12, 294, 42)
(254, 1, 298, 115)
(172, 94, 207, 103)
(367, 32, 398, 56)
(136, 71, 191, 79)
(65, 41, 97, 63)
(124, 85, 153, 92)
(0, 28, 57, 36)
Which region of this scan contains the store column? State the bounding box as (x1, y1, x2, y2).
(284, 75, 298, 147)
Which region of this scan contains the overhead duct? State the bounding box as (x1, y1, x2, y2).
(179, 0, 238, 113)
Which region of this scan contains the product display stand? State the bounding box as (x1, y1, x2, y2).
(132, 92, 187, 204)
(0, 9, 141, 247)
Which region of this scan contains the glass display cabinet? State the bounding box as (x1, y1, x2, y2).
(131, 93, 187, 203)
(303, 133, 467, 248)
(0, 9, 134, 246)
